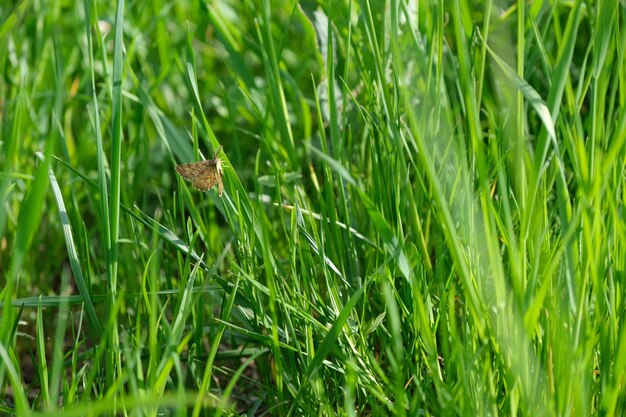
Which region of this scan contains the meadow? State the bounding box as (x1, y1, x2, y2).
(1, 0, 626, 415)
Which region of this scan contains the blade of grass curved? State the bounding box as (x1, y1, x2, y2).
(483, 39, 556, 143)
(46, 154, 102, 334)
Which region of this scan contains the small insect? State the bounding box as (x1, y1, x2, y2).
(175, 147, 224, 196)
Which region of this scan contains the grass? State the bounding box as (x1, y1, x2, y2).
(1, 0, 626, 415)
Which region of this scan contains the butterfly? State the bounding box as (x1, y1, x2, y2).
(175, 147, 224, 196)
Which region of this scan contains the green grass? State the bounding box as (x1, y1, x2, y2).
(1, 0, 626, 415)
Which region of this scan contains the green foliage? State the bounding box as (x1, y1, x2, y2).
(1, 0, 625, 415)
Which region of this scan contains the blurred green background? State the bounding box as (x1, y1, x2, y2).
(1, 0, 626, 416)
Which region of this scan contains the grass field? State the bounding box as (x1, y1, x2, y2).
(1, 0, 626, 415)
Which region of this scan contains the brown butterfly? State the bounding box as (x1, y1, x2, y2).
(175, 147, 224, 196)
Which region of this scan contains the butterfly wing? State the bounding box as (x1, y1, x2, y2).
(175, 162, 199, 180)
(190, 160, 219, 191)
(176, 158, 223, 195)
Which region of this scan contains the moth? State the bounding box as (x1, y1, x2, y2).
(175, 147, 224, 196)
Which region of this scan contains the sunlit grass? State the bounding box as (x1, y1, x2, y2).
(1, 1, 625, 416)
